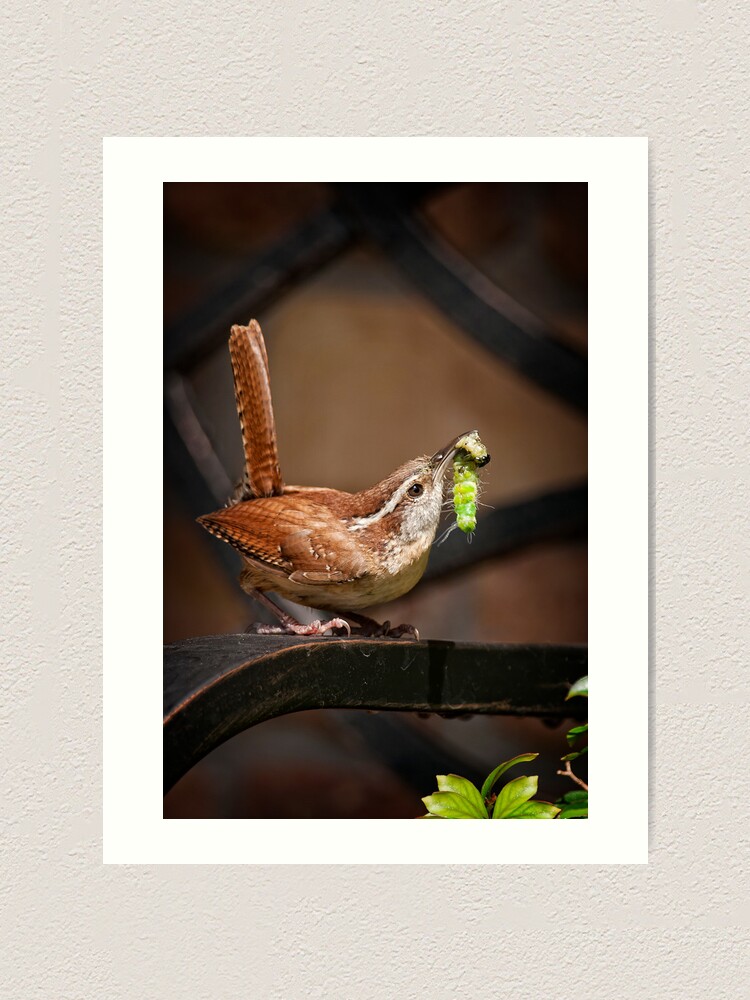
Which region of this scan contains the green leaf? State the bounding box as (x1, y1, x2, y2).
(436, 774, 488, 817)
(557, 790, 588, 805)
(558, 805, 588, 819)
(480, 753, 539, 801)
(556, 790, 588, 818)
(566, 676, 588, 699)
(566, 723, 588, 746)
(561, 747, 588, 762)
(492, 775, 538, 818)
(422, 791, 486, 819)
(506, 801, 561, 819)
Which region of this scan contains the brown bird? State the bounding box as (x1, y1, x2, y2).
(197, 320, 487, 637)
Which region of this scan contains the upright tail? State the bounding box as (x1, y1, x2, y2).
(228, 320, 284, 501)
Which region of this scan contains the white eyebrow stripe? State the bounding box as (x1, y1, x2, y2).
(347, 475, 422, 531)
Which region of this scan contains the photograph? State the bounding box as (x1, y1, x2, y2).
(162, 180, 589, 821)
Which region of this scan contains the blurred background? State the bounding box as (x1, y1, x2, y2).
(163, 182, 587, 818)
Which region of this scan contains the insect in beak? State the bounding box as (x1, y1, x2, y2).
(430, 431, 479, 482)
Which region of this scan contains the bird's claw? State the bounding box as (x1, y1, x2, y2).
(307, 618, 351, 637)
(387, 623, 420, 640)
(244, 618, 350, 637)
(348, 619, 420, 640)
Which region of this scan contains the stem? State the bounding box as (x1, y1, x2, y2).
(557, 760, 588, 791)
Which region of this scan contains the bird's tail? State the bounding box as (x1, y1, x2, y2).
(228, 319, 284, 501)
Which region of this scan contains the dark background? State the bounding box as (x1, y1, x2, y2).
(163, 182, 587, 818)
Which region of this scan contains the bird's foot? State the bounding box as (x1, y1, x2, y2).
(385, 623, 420, 640)
(292, 618, 352, 637)
(344, 613, 420, 641)
(245, 618, 351, 637)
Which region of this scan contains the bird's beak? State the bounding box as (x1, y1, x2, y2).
(430, 431, 475, 482)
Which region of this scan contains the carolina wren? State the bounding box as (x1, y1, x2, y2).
(197, 321, 488, 637)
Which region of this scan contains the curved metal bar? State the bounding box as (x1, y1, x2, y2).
(164, 634, 587, 793)
(424, 482, 587, 582)
(337, 186, 587, 414)
(164, 207, 354, 372)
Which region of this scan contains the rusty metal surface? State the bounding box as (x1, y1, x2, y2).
(164, 634, 587, 793)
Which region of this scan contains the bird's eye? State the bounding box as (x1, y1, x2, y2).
(408, 483, 424, 497)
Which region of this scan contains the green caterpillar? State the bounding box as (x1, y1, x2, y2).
(453, 431, 489, 534)
(454, 460, 479, 532)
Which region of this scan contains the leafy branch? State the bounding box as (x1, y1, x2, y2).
(555, 675, 588, 814)
(421, 753, 560, 819)
(420, 675, 589, 820)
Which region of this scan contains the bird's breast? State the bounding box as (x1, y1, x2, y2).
(240, 541, 432, 612)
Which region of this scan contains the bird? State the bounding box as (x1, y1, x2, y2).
(197, 320, 488, 637)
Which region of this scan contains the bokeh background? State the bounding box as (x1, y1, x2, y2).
(163, 182, 587, 818)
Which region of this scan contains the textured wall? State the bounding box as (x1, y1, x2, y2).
(3, 2, 748, 997)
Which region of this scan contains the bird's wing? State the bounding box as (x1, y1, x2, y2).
(197, 497, 372, 584)
(283, 527, 371, 585)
